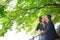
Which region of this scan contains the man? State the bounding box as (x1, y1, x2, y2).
(44, 14, 59, 40)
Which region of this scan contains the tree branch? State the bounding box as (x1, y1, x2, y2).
(19, 3, 60, 10)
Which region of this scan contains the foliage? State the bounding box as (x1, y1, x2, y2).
(0, 0, 60, 36)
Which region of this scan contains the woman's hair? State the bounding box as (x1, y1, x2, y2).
(39, 16, 42, 22)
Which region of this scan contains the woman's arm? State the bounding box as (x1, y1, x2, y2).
(37, 29, 44, 35)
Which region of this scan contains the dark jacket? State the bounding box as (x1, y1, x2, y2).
(44, 20, 59, 39)
(36, 23, 46, 31)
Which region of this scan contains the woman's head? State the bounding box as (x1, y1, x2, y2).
(39, 16, 45, 23)
(39, 16, 42, 22)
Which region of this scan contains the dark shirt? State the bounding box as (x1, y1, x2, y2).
(36, 23, 46, 31)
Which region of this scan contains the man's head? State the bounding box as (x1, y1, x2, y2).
(45, 14, 51, 22)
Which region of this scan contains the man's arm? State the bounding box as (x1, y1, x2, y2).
(44, 21, 53, 34)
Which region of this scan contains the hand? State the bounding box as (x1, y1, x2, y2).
(37, 29, 42, 35)
(41, 30, 44, 33)
(37, 29, 44, 35)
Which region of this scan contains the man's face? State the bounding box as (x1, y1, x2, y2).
(45, 16, 48, 22)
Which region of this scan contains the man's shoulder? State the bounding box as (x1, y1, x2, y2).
(48, 20, 53, 24)
(48, 20, 54, 26)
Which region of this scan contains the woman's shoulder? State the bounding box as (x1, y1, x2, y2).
(38, 23, 41, 25)
(37, 23, 42, 26)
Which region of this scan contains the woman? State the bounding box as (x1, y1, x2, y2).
(36, 16, 46, 40)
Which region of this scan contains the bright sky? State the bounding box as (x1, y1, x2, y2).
(0, 21, 39, 40)
(0, 21, 60, 40)
(5, 0, 17, 11)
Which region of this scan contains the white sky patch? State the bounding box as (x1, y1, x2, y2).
(20, 16, 22, 18)
(0, 21, 38, 40)
(55, 23, 60, 29)
(11, 21, 17, 32)
(56, 2, 59, 4)
(5, 0, 17, 11)
(0, 25, 2, 29)
(25, 14, 29, 16)
(27, 10, 30, 12)
(0, 29, 33, 40)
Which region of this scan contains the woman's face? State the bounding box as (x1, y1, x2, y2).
(41, 17, 45, 22)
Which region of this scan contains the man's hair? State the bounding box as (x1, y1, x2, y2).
(46, 14, 51, 20)
(39, 16, 42, 22)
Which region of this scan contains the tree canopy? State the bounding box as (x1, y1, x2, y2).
(0, 0, 60, 36)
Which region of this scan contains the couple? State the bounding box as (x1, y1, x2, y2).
(36, 14, 59, 40)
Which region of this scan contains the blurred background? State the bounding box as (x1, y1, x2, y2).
(0, 0, 60, 40)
